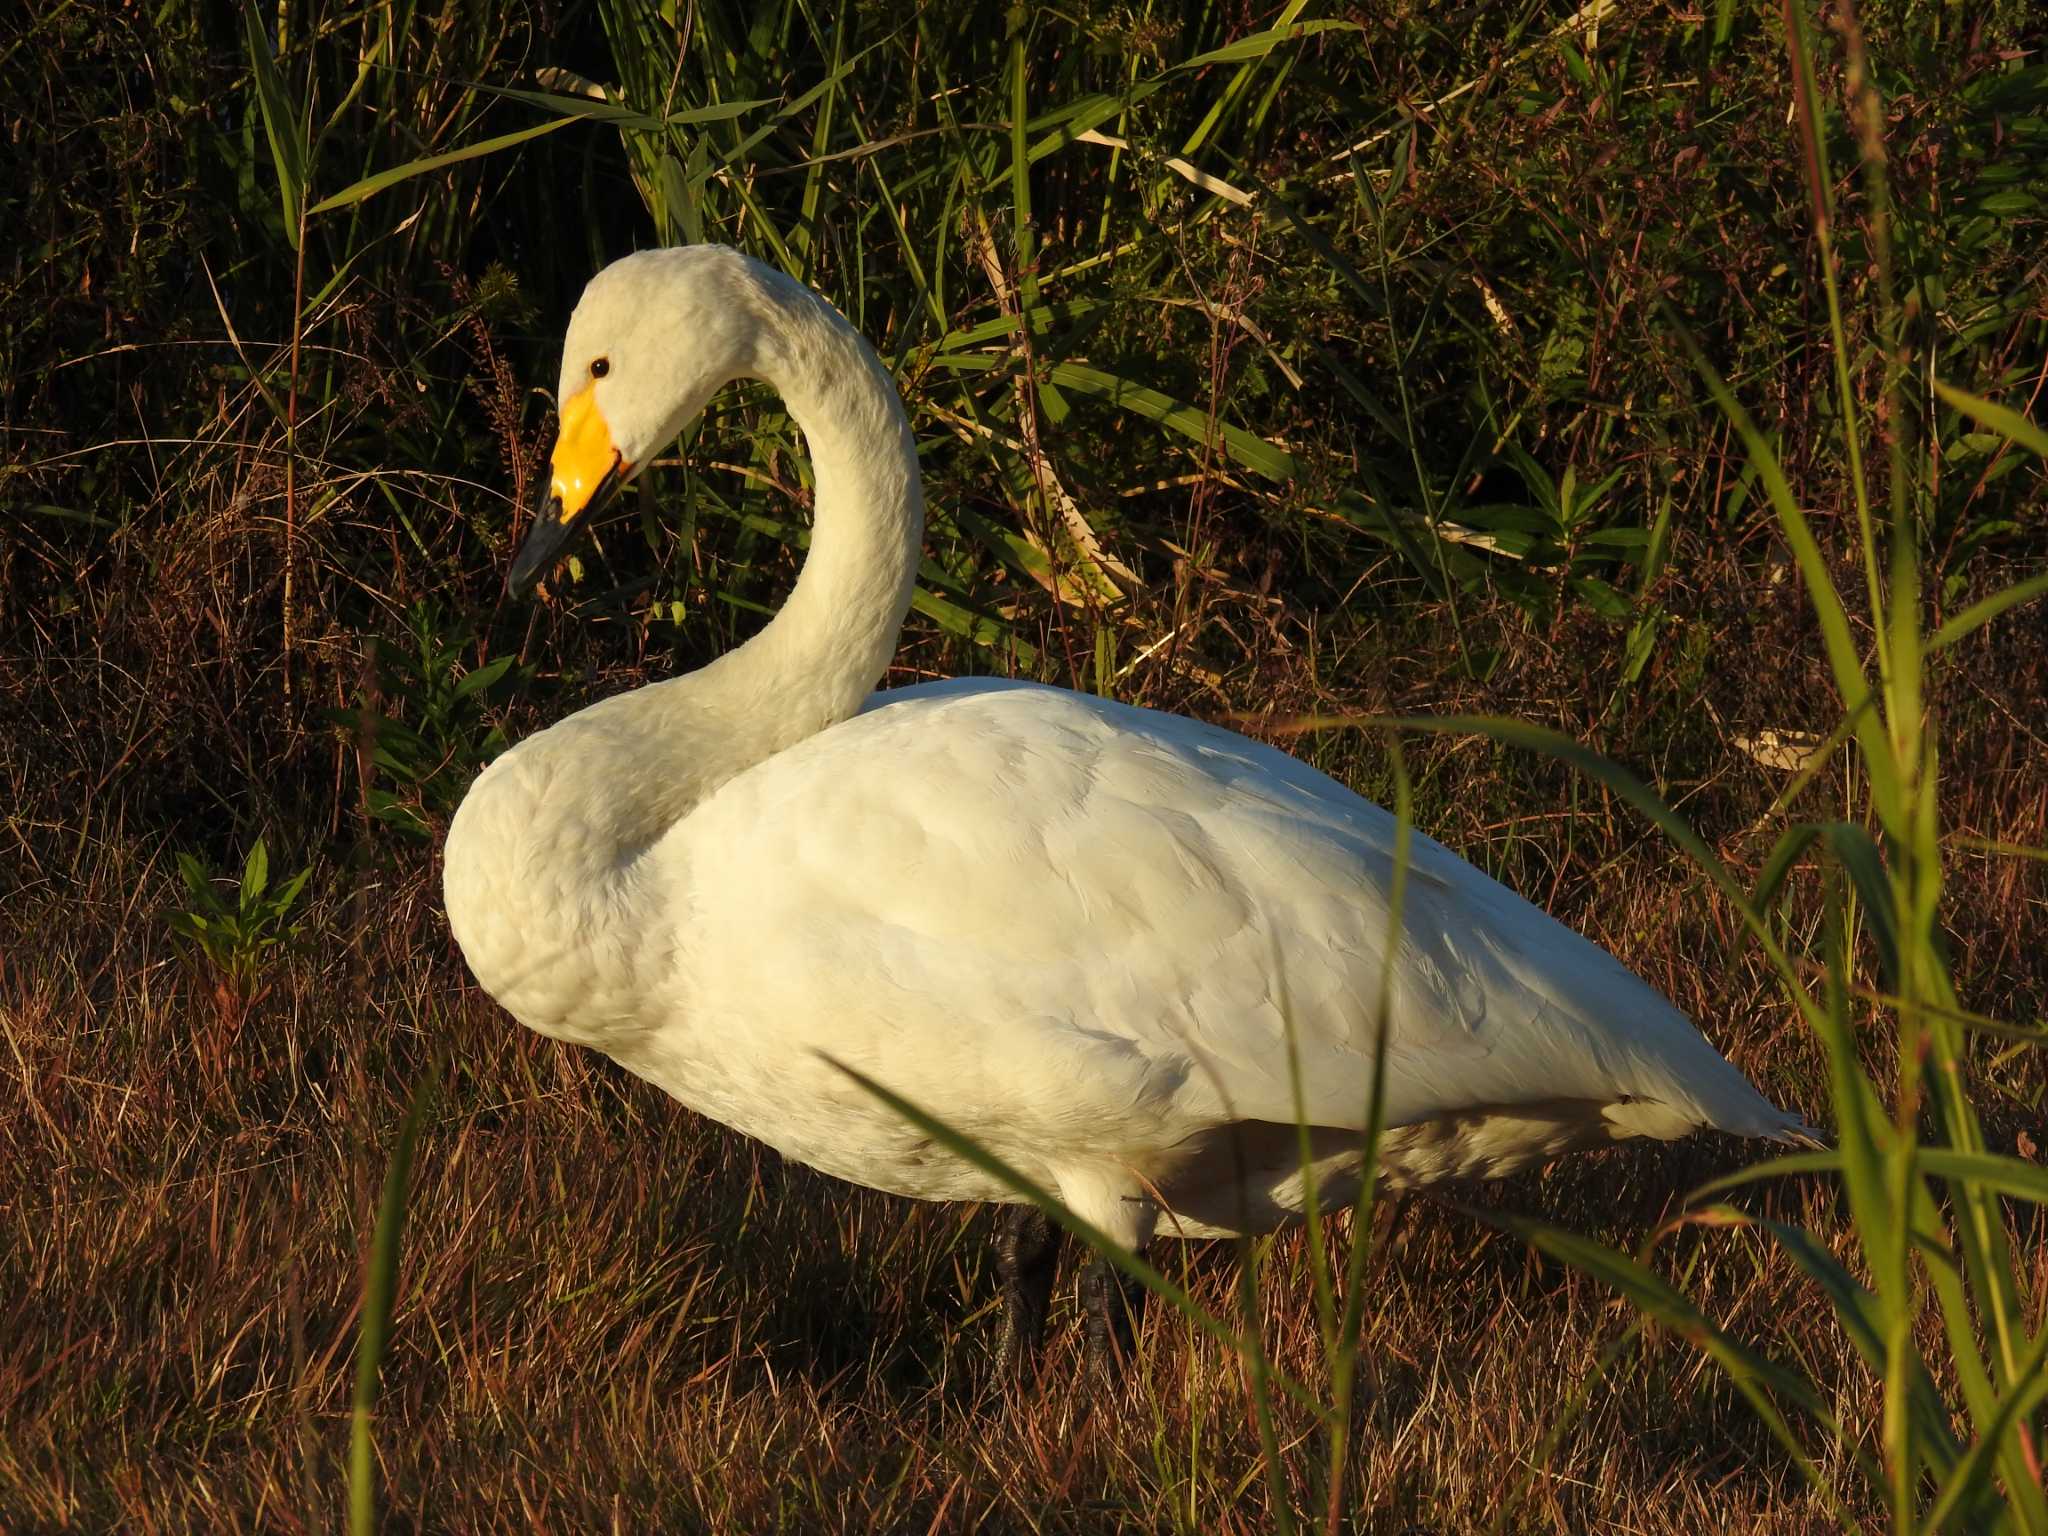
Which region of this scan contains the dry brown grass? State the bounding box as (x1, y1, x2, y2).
(5, 524, 2044, 1532)
(6, 1, 2046, 1526)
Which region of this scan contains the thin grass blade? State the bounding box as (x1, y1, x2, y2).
(349, 1059, 440, 1536)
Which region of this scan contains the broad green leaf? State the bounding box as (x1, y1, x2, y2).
(241, 838, 270, 908)
(273, 865, 313, 917)
(1932, 380, 2048, 458)
(240, 0, 306, 242)
(451, 655, 516, 702)
(176, 852, 213, 908)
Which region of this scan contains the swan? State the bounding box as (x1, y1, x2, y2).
(443, 244, 1816, 1370)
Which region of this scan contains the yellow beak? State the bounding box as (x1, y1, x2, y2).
(550, 385, 625, 521)
(506, 385, 632, 595)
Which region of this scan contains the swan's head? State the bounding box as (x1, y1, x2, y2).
(509, 246, 789, 595)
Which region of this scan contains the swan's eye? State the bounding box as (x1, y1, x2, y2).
(590, 357, 611, 379)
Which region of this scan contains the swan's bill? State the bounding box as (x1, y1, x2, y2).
(507, 384, 631, 595)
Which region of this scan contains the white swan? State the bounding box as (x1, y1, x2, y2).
(443, 245, 1814, 1363)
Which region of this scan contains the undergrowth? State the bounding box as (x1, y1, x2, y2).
(1, 0, 2044, 1530)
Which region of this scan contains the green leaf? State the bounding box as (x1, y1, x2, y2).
(824, 1054, 1330, 1421)
(240, 0, 305, 242)
(1753, 824, 1824, 913)
(175, 852, 215, 910)
(1661, 306, 1898, 816)
(1489, 1212, 1854, 1515)
(1922, 1322, 2048, 1532)
(1046, 362, 1296, 481)
(1927, 571, 2048, 656)
(909, 587, 1037, 665)
(1558, 40, 1594, 89)
(1569, 574, 1632, 619)
(450, 655, 517, 703)
(308, 114, 584, 216)
(930, 354, 1296, 480)
(1755, 1219, 1961, 1478)
(1969, 189, 2040, 216)
(1691, 1150, 1843, 1200)
(273, 864, 313, 918)
(241, 838, 270, 909)
(1169, 19, 1361, 71)
(1919, 1148, 2048, 1207)
(1931, 380, 2048, 458)
(1819, 823, 1901, 990)
(463, 83, 773, 135)
(351, 1059, 439, 1536)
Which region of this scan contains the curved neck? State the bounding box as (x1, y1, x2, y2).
(698, 270, 925, 755)
(443, 268, 924, 1045)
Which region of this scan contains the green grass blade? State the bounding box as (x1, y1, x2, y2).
(1921, 1322, 2048, 1534)
(1820, 823, 1903, 990)
(928, 353, 1296, 480)
(240, 0, 306, 244)
(1379, 713, 1920, 1287)
(1172, 16, 1355, 75)
(308, 114, 583, 216)
(460, 82, 773, 132)
(1175, 1, 1318, 158)
(1660, 307, 1900, 822)
(349, 1059, 439, 1536)
(823, 1055, 1330, 1422)
(1918, 1149, 2048, 1206)
(1926, 572, 2048, 656)
(1755, 1218, 1961, 1478)
(1690, 1151, 1844, 1198)
(1045, 362, 1295, 480)
(1492, 1214, 1857, 1527)
(1932, 380, 2048, 458)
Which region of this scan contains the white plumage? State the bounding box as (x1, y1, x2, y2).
(444, 245, 1812, 1266)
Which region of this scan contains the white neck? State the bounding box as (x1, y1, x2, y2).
(442, 264, 924, 1041)
(697, 266, 925, 758)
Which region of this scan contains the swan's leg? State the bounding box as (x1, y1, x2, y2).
(994, 1203, 1059, 1372)
(1080, 1251, 1144, 1374)
(1052, 1164, 1157, 1377)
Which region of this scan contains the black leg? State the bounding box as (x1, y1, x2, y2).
(994, 1204, 1060, 1373)
(1080, 1251, 1143, 1376)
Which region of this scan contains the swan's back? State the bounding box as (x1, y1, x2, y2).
(613, 679, 1803, 1227)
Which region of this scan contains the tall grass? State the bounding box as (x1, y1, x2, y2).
(4, 0, 2045, 1528)
(1517, 14, 2048, 1528)
(843, 6, 2048, 1530)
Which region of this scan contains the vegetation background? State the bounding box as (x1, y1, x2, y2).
(2, 0, 2045, 1529)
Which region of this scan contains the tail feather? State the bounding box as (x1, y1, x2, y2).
(1768, 1118, 1830, 1151)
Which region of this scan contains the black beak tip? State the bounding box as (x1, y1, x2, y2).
(503, 458, 625, 600)
(506, 494, 569, 599)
